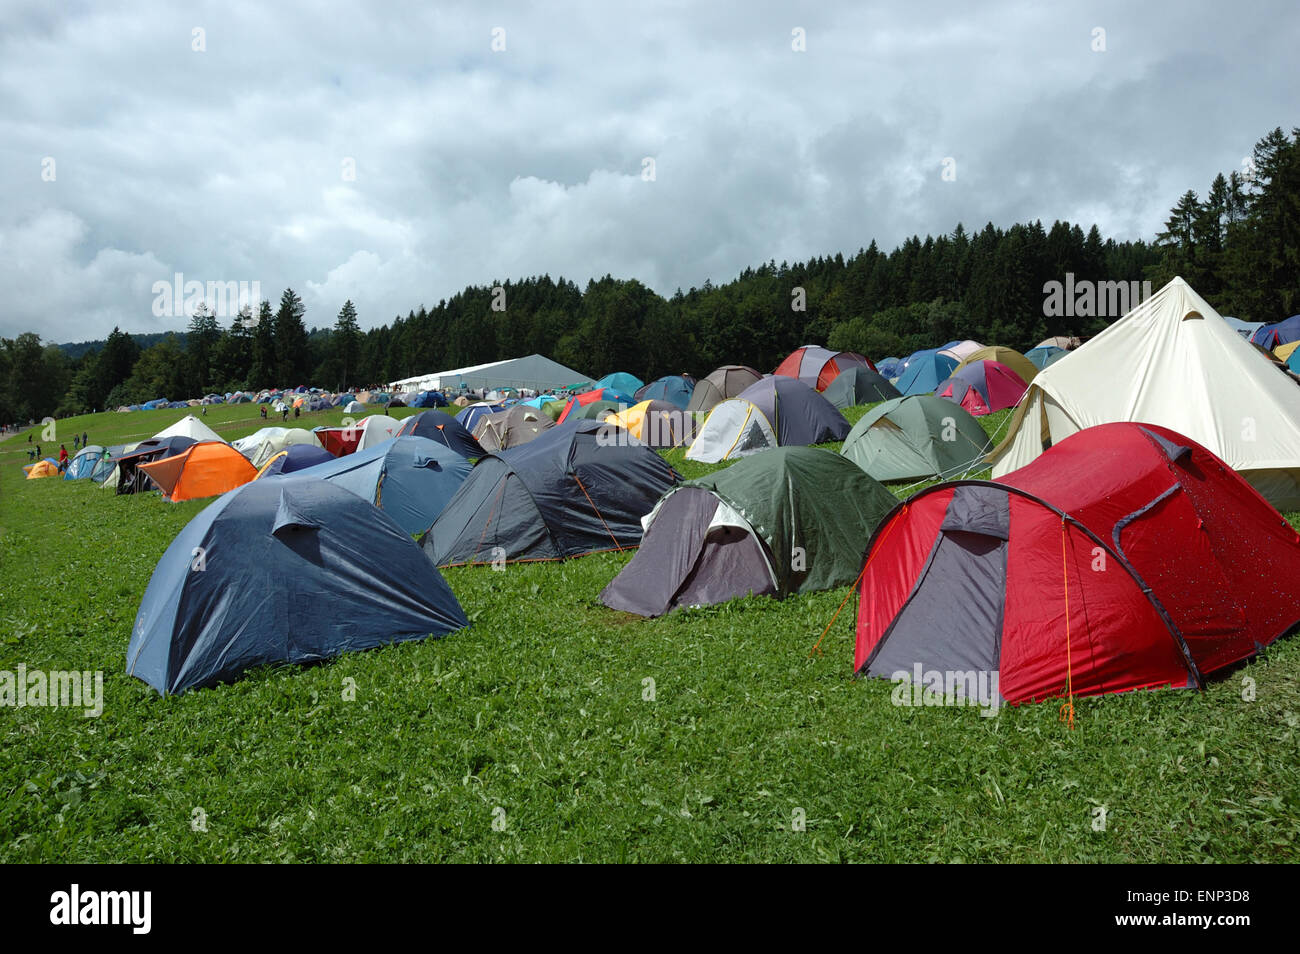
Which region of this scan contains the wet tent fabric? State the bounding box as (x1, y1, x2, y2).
(895, 349, 959, 395)
(686, 376, 849, 463)
(635, 375, 696, 410)
(396, 410, 486, 458)
(256, 444, 335, 478)
(1025, 345, 1067, 369)
(602, 400, 693, 448)
(288, 435, 471, 535)
(822, 367, 901, 409)
(64, 445, 105, 480)
(841, 395, 991, 482)
(472, 405, 554, 453)
(855, 423, 1300, 704)
(685, 365, 763, 414)
(126, 477, 468, 695)
(935, 360, 1028, 416)
(139, 441, 258, 502)
(1251, 315, 1300, 349)
(773, 346, 875, 391)
(953, 346, 1038, 384)
(421, 419, 680, 566)
(991, 278, 1300, 510)
(601, 448, 899, 616)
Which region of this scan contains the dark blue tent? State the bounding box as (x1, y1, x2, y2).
(454, 402, 504, 436)
(1251, 315, 1300, 349)
(114, 436, 198, 494)
(409, 390, 448, 408)
(126, 477, 468, 694)
(257, 443, 335, 478)
(634, 375, 696, 410)
(421, 418, 680, 566)
(396, 410, 485, 457)
(289, 435, 472, 534)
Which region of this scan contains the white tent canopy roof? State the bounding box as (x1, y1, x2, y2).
(152, 414, 223, 444)
(388, 354, 592, 394)
(991, 276, 1300, 509)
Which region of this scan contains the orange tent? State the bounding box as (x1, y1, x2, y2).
(139, 441, 257, 502)
(24, 460, 60, 479)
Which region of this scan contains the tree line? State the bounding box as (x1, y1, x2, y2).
(3, 126, 1296, 425)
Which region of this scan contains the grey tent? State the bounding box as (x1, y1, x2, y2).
(421, 419, 680, 566)
(686, 376, 849, 462)
(685, 365, 764, 414)
(472, 405, 554, 453)
(822, 366, 901, 410)
(601, 448, 898, 616)
(126, 477, 468, 694)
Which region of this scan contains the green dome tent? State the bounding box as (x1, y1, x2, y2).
(841, 395, 990, 482)
(601, 447, 898, 617)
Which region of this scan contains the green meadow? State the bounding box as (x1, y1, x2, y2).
(1, 402, 1297, 862)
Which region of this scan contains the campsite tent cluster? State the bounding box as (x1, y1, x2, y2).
(28, 278, 1300, 710)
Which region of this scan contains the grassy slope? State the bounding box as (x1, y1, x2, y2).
(0, 402, 1297, 862)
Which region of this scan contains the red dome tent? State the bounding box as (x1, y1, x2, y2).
(854, 423, 1300, 704)
(774, 346, 875, 391)
(934, 360, 1028, 416)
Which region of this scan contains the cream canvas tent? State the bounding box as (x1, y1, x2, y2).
(990, 277, 1300, 510)
(153, 414, 223, 444)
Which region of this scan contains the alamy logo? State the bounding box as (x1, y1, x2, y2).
(49, 884, 151, 934)
(891, 664, 1000, 717)
(0, 665, 102, 717)
(152, 272, 261, 319)
(1042, 272, 1152, 319)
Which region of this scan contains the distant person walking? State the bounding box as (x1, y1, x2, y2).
(73, 435, 80, 450)
(260, 405, 268, 420)
(82, 431, 88, 446)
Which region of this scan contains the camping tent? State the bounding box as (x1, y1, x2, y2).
(685, 365, 764, 414)
(1223, 316, 1265, 340)
(876, 357, 902, 379)
(1250, 315, 1300, 349)
(138, 441, 258, 502)
(1024, 345, 1067, 370)
(455, 402, 504, 435)
(773, 346, 875, 391)
(231, 427, 324, 469)
(635, 375, 696, 410)
(822, 367, 901, 410)
(290, 435, 472, 535)
(894, 349, 959, 395)
(344, 400, 366, 414)
(555, 388, 634, 423)
(601, 448, 898, 616)
(990, 277, 1300, 510)
(473, 405, 555, 453)
(854, 423, 1300, 704)
(408, 390, 447, 408)
(841, 395, 991, 482)
(935, 360, 1028, 416)
(126, 477, 468, 694)
(953, 346, 1037, 384)
(1035, 336, 1081, 350)
(686, 377, 849, 463)
(421, 419, 679, 566)
(936, 340, 984, 363)
(593, 372, 644, 395)
(90, 444, 131, 484)
(24, 460, 60, 479)
(113, 437, 199, 495)
(153, 414, 224, 444)
(601, 400, 693, 448)
(64, 445, 105, 480)
(396, 410, 486, 457)
(256, 444, 335, 479)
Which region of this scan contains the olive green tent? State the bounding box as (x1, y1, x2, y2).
(600, 447, 898, 616)
(822, 366, 901, 410)
(840, 395, 990, 482)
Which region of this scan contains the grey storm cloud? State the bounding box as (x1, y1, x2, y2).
(0, 0, 1296, 341)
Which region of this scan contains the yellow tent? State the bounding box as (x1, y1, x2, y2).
(602, 400, 692, 448)
(25, 460, 60, 479)
(953, 345, 1038, 384)
(1275, 341, 1300, 362)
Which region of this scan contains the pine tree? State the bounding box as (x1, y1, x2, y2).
(273, 289, 308, 384)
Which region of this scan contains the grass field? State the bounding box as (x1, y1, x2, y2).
(1, 401, 1298, 862)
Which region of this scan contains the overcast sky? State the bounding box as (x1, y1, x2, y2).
(1, 0, 1296, 342)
